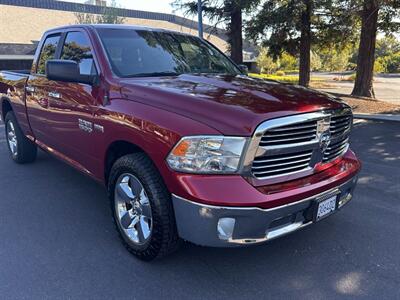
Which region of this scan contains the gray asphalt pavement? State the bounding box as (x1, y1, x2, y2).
(0, 120, 399, 299)
(314, 73, 400, 105)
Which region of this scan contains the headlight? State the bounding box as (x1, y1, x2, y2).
(166, 136, 247, 174)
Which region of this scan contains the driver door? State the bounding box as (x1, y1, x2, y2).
(43, 30, 101, 175)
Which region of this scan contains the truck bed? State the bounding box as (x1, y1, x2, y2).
(0, 70, 30, 127)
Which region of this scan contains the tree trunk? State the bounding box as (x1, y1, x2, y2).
(299, 0, 312, 87)
(351, 0, 379, 98)
(229, 3, 243, 64)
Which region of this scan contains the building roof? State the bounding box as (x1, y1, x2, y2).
(0, 0, 258, 61)
(0, 0, 227, 40)
(0, 43, 37, 56)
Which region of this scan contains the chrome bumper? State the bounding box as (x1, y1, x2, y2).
(172, 176, 358, 247)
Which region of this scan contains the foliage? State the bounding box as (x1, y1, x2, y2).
(75, 0, 125, 24)
(375, 35, 400, 57)
(256, 48, 278, 74)
(316, 45, 353, 72)
(275, 70, 285, 76)
(374, 35, 400, 73)
(256, 48, 303, 74)
(257, 36, 400, 74)
(374, 58, 386, 73)
(246, 1, 358, 58)
(173, 0, 260, 63)
(377, 53, 400, 73)
(279, 52, 298, 71)
(310, 51, 322, 71)
(245, 0, 361, 86)
(173, 0, 260, 27)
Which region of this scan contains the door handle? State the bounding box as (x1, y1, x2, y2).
(25, 86, 35, 93)
(48, 91, 61, 99)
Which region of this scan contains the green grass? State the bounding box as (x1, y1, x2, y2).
(249, 73, 326, 84)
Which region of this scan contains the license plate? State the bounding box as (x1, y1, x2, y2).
(315, 195, 337, 221)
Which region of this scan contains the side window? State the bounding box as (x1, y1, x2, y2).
(61, 32, 96, 76)
(36, 35, 60, 75)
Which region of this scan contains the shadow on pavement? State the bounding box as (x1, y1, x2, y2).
(0, 120, 399, 299)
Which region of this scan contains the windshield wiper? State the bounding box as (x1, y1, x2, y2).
(125, 71, 181, 78)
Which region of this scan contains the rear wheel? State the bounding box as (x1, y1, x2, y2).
(4, 111, 37, 163)
(108, 153, 180, 260)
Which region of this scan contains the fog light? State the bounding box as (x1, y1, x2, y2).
(217, 218, 235, 240)
(338, 192, 352, 208)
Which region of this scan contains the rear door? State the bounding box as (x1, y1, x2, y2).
(26, 33, 62, 148)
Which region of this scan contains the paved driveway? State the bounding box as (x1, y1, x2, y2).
(315, 73, 400, 105)
(0, 120, 399, 299)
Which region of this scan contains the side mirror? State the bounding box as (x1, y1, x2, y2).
(46, 59, 97, 85)
(238, 64, 249, 75)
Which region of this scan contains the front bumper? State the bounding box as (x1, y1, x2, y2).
(172, 175, 358, 247)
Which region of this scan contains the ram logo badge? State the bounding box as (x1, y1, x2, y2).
(317, 117, 331, 154)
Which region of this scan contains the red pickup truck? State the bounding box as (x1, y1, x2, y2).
(0, 25, 360, 260)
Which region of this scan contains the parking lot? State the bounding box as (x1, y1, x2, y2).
(0, 119, 399, 299)
(315, 73, 400, 105)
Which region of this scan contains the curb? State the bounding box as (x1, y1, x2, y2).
(354, 113, 400, 122)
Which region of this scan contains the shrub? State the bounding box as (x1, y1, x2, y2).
(385, 53, 400, 73)
(275, 70, 286, 76)
(282, 69, 299, 74)
(374, 58, 386, 73)
(279, 52, 298, 70)
(256, 48, 278, 74)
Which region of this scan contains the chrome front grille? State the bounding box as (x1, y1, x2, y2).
(323, 136, 349, 163)
(259, 120, 317, 147)
(330, 115, 352, 138)
(246, 109, 353, 182)
(252, 150, 313, 178)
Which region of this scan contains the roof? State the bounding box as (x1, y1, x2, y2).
(48, 24, 198, 37)
(0, 43, 37, 56)
(0, 55, 34, 60)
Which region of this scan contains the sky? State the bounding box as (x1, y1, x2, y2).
(62, 0, 183, 16)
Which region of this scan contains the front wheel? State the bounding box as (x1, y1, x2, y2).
(108, 153, 180, 260)
(4, 111, 37, 164)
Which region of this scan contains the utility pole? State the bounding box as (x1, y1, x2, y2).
(197, 0, 203, 39)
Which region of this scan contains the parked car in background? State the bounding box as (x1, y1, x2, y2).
(0, 25, 360, 260)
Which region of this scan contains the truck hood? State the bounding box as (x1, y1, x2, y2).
(120, 74, 347, 136)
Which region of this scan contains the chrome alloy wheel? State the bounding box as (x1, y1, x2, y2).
(6, 120, 18, 156)
(114, 174, 153, 245)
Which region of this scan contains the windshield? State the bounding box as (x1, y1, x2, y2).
(96, 28, 241, 77)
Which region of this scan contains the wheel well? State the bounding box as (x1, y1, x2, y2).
(1, 98, 12, 121)
(104, 141, 146, 184)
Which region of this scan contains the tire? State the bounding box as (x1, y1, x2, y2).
(108, 153, 180, 260)
(4, 111, 37, 164)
